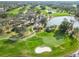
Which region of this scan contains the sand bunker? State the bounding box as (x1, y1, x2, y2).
(35, 46, 52, 54)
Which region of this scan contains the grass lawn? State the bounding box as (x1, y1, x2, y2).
(7, 7, 23, 16)
(52, 12, 70, 17)
(34, 6, 70, 17)
(22, 6, 31, 14)
(0, 31, 78, 56)
(39, 10, 70, 17)
(26, 32, 78, 56)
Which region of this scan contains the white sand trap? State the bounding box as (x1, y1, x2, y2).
(35, 46, 52, 54)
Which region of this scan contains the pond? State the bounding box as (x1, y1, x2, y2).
(47, 16, 79, 28)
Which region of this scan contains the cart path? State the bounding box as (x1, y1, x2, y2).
(19, 32, 36, 42)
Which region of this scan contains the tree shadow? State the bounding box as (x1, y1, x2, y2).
(53, 30, 65, 40)
(3, 39, 17, 44)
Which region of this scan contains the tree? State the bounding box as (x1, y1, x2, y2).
(45, 25, 56, 32)
(45, 27, 52, 32)
(11, 25, 26, 38)
(0, 13, 7, 18)
(0, 28, 4, 35)
(59, 18, 71, 33)
(74, 27, 79, 38)
(74, 27, 79, 32)
(75, 12, 79, 21)
(40, 5, 46, 10)
(39, 15, 47, 27)
(75, 12, 79, 17)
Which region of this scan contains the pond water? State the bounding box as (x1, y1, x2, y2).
(47, 16, 79, 28)
(35, 46, 52, 54)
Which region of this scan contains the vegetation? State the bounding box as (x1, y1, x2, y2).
(0, 13, 7, 18)
(0, 1, 78, 57)
(0, 30, 78, 56)
(52, 12, 70, 16)
(7, 7, 23, 16)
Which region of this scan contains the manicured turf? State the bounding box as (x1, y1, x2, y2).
(28, 32, 78, 56)
(0, 31, 78, 56)
(52, 12, 70, 16)
(7, 7, 23, 16)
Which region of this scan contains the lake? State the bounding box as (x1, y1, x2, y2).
(47, 16, 79, 28)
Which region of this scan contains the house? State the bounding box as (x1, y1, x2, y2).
(77, 4, 79, 13)
(75, 4, 79, 15)
(33, 23, 42, 32)
(0, 8, 5, 14)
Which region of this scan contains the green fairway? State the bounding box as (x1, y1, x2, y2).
(0, 30, 78, 57)
(52, 12, 70, 16)
(7, 7, 23, 16)
(25, 32, 79, 56)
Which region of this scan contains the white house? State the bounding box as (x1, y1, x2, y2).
(0, 8, 5, 13)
